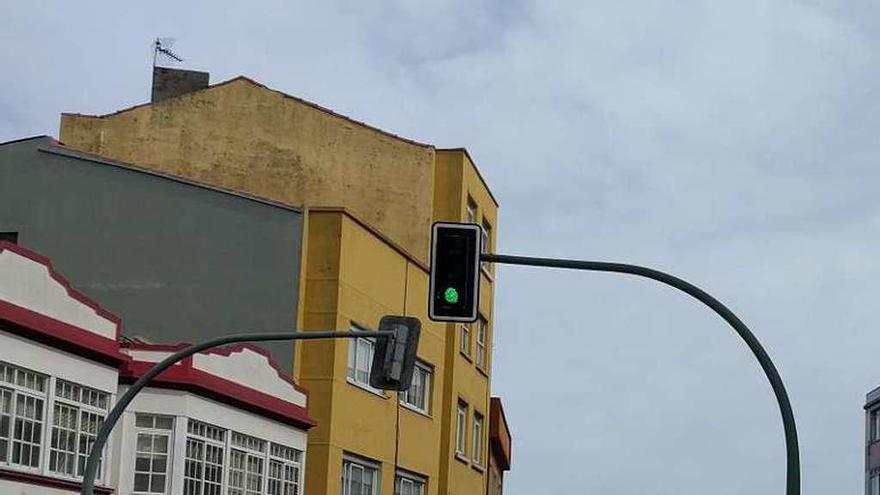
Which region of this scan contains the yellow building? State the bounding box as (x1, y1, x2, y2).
(60, 68, 502, 495)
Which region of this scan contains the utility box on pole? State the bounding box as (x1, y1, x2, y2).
(428, 222, 482, 322)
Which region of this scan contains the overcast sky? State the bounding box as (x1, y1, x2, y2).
(2, 1, 879, 493)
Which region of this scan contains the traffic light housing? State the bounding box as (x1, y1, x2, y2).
(428, 222, 482, 322)
(370, 315, 422, 391)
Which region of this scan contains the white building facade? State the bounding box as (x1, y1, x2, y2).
(0, 241, 313, 494)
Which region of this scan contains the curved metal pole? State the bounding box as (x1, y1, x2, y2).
(81, 330, 394, 495)
(482, 253, 800, 495)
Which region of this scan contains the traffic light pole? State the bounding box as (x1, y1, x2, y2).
(481, 252, 799, 495)
(80, 330, 395, 495)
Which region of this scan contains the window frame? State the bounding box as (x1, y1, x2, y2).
(455, 401, 468, 458)
(346, 325, 386, 396)
(872, 410, 880, 443)
(459, 324, 471, 358)
(395, 470, 426, 495)
(342, 454, 380, 495)
(480, 219, 492, 274)
(0, 362, 48, 472)
(132, 414, 175, 495)
(399, 361, 432, 415)
(471, 411, 484, 466)
(49, 379, 111, 480)
(475, 317, 487, 371)
(267, 442, 302, 495)
(465, 197, 477, 224)
(184, 419, 226, 495)
(229, 431, 267, 495)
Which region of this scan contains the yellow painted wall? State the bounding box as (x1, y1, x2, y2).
(297, 210, 448, 495)
(59, 82, 502, 495)
(432, 150, 498, 495)
(60, 78, 437, 262)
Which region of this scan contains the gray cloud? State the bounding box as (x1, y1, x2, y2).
(2, 1, 878, 493)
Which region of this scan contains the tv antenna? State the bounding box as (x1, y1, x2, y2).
(153, 38, 183, 68)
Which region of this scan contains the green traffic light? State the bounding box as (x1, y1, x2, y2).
(443, 287, 459, 304)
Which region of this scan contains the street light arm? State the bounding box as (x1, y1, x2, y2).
(481, 252, 799, 495)
(81, 330, 394, 495)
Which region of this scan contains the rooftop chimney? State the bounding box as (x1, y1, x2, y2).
(151, 67, 210, 103)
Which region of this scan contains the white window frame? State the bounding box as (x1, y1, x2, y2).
(399, 362, 431, 415)
(475, 317, 487, 370)
(133, 414, 175, 494)
(0, 362, 48, 472)
(472, 412, 484, 465)
(48, 378, 110, 480)
(342, 454, 380, 495)
(395, 470, 426, 495)
(229, 431, 267, 495)
(459, 325, 471, 357)
(466, 197, 477, 224)
(480, 219, 492, 273)
(184, 419, 226, 495)
(346, 326, 385, 396)
(455, 402, 467, 457)
(267, 442, 302, 495)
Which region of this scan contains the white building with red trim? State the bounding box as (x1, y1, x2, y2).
(0, 241, 314, 494)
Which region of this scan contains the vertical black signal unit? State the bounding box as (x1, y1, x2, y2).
(428, 222, 482, 322)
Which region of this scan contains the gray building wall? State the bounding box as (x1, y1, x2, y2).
(0, 137, 303, 371)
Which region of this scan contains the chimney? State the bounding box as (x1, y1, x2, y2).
(151, 67, 210, 103)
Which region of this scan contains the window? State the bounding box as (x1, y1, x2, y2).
(871, 472, 880, 495)
(395, 472, 426, 495)
(466, 198, 477, 224)
(455, 401, 467, 456)
(0, 232, 18, 244)
(475, 317, 487, 370)
(268, 443, 302, 495)
(399, 362, 431, 414)
(133, 414, 174, 494)
(459, 325, 471, 357)
(342, 456, 379, 495)
(472, 412, 484, 465)
(49, 379, 110, 479)
(184, 420, 225, 495)
(481, 220, 492, 272)
(0, 362, 47, 469)
(229, 432, 266, 495)
(347, 327, 383, 393)
(872, 410, 880, 443)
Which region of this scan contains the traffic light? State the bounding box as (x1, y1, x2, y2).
(428, 222, 482, 322)
(370, 315, 422, 391)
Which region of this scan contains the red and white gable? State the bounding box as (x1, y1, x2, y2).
(120, 341, 311, 429)
(0, 242, 125, 365)
(0, 242, 313, 495)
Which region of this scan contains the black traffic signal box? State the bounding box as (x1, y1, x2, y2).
(428, 222, 482, 322)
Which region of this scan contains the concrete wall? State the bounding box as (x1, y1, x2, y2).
(60, 77, 437, 263)
(0, 137, 303, 369)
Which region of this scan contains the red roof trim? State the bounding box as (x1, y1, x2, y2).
(0, 467, 113, 494)
(0, 241, 122, 340)
(120, 359, 315, 430)
(123, 341, 308, 398)
(0, 299, 128, 367)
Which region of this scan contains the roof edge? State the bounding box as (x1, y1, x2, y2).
(62, 75, 434, 149)
(307, 206, 429, 272)
(39, 145, 302, 214)
(436, 147, 499, 206)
